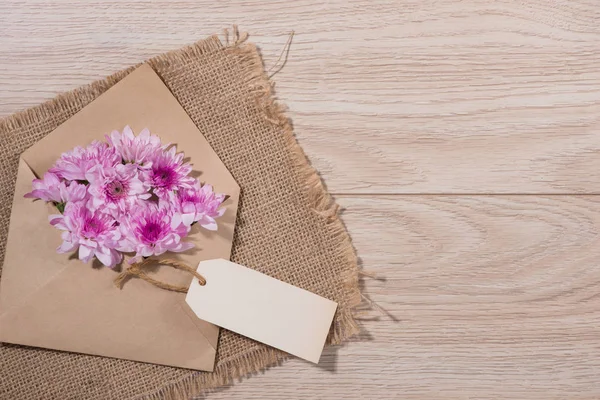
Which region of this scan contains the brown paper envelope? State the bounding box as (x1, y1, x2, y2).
(0, 64, 240, 371)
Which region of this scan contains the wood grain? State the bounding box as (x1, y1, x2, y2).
(1, 1, 600, 193)
(2, 1, 600, 399)
(200, 195, 600, 400)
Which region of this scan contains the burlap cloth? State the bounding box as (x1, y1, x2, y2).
(0, 31, 361, 399)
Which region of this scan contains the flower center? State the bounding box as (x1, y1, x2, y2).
(106, 180, 127, 201)
(153, 166, 176, 189)
(83, 216, 105, 238)
(179, 190, 200, 203)
(141, 221, 163, 243)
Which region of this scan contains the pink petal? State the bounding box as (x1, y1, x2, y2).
(140, 246, 154, 257)
(94, 248, 112, 267)
(57, 240, 77, 254)
(177, 242, 194, 252)
(49, 214, 63, 226)
(95, 248, 121, 268)
(182, 203, 196, 214)
(171, 213, 183, 229)
(153, 247, 167, 256)
(128, 179, 146, 194)
(199, 216, 218, 231)
(182, 213, 195, 226)
(79, 245, 93, 263)
(123, 125, 134, 139)
(138, 128, 150, 139)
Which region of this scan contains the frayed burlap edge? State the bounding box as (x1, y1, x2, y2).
(0, 30, 363, 400)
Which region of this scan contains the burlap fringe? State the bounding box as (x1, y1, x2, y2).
(145, 346, 286, 400)
(0, 29, 363, 400)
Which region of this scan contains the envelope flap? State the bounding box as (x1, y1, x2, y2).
(21, 64, 239, 199)
(0, 158, 69, 313)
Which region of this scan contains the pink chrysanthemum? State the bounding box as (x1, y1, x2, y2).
(148, 146, 195, 199)
(106, 126, 163, 168)
(26, 127, 226, 270)
(24, 172, 87, 205)
(170, 184, 226, 230)
(50, 203, 122, 268)
(50, 141, 120, 181)
(118, 204, 193, 263)
(87, 163, 150, 214)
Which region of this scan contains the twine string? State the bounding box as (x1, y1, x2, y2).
(114, 258, 206, 293)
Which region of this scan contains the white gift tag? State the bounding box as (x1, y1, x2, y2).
(185, 259, 338, 363)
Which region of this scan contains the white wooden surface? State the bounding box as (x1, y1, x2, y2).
(2, 1, 600, 399)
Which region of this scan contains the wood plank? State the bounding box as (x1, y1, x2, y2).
(199, 195, 600, 399)
(1, 1, 600, 193)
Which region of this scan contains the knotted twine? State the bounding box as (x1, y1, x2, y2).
(114, 258, 206, 292)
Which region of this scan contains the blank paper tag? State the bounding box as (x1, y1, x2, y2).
(185, 259, 338, 363)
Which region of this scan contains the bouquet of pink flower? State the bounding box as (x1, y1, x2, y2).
(24, 126, 226, 268)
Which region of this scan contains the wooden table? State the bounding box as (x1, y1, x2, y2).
(2, 1, 600, 398)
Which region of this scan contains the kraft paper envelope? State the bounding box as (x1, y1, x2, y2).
(0, 64, 240, 371)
